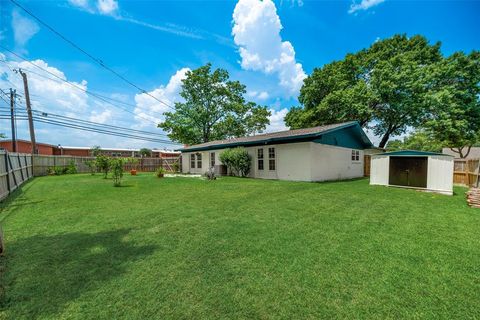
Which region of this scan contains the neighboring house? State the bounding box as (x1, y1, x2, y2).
(442, 147, 480, 159)
(179, 121, 374, 182)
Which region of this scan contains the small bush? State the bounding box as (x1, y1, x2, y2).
(204, 167, 216, 180)
(66, 160, 77, 174)
(96, 155, 111, 179)
(85, 160, 96, 175)
(110, 158, 126, 187)
(219, 147, 251, 177)
(47, 166, 67, 175)
(155, 167, 166, 178)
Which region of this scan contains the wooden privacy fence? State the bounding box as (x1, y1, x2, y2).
(34, 155, 181, 175)
(453, 158, 480, 187)
(0, 151, 33, 201)
(34, 155, 95, 176)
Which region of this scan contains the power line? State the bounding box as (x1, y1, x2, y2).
(10, 64, 167, 118)
(31, 109, 168, 137)
(0, 51, 163, 126)
(9, 0, 175, 111)
(0, 115, 180, 145)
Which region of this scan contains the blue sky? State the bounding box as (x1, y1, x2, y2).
(0, 0, 479, 148)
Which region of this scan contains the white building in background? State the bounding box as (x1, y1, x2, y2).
(178, 121, 375, 182)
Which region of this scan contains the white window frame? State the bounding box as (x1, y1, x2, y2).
(268, 147, 276, 171)
(257, 148, 264, 171)
(190, 154, 196, 169)
(351, 150, 360, 162)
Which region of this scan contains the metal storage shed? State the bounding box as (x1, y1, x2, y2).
(370, 150, 454, 195)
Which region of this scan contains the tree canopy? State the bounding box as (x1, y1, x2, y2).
(422, 51, 480, 158)
(286, 34, 445, 148)
(386, 130, 443, 153)
(139, 148, 152, 157)
(159, 64, 271, 145)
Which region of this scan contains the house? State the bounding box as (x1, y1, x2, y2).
(370, 150, 454, 195)
(179, 121, 374, 182)
(442, 147, 480, 159)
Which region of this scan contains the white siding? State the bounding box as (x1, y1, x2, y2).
(181, 151, 209, 174)
(182, 142, 364, 182)
(370, 155, 389, 185)
(274, 143, 311, 181)
(369, 154, 454, 195)
(310, 143, 364, 181)
(427, 156, 454, 195)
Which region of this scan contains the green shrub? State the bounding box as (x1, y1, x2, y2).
(85, 160, 96, 175)
(110, 158, 126, 187)
(219, 147, 251, 177)
(155, 167, 166, 178)
(96, 155, 111, 179)
(47, 166, 66, 175)
(66, 160, 77, 174)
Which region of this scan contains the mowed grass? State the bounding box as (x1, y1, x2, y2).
(0, 174, 479, 319)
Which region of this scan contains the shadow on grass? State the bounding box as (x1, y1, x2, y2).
(0, 179, 40, 224)
(0, 229, 156, 318)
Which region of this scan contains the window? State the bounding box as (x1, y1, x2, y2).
(351, 150, 360, 162)
(257, 148, 264, 170)
(268, 147, 276, 171)
(190, 154, 196, 168)
(197, 153, 202, 168)
(210, 152, 215, 168)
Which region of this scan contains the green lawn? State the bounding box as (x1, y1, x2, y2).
(0, 174, 479, 319)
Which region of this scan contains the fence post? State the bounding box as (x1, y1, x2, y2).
(4, 152, 10, 194)
(17, 153, 25, 182)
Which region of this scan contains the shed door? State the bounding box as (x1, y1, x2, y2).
(389, 157, 428, 188)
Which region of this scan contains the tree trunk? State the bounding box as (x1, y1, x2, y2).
(378, 132, 391, 149)
(451, 146, 472, 159)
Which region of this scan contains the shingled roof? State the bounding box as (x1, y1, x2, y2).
(179, 121, 372, 152)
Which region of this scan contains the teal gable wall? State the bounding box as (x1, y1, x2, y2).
(313, 126, 368, 149)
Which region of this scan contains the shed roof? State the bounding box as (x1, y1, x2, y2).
(375, 150, 454, 157)
(179, 121, 373, 152)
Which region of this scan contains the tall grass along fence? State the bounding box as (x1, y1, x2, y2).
(0, 151, 33, 201)
(453, 158, 480, 187)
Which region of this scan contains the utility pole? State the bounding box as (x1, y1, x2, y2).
(9, 88, 17, 152)
(19, 69, 37, 154)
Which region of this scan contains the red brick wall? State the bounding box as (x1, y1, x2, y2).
(60, 149, 90, 157)
(0, 141, 54, 155)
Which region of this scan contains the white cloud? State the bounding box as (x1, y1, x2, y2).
(96, 0, 119, 16)
(265, 108, 288, 132)
(89, 109, 112, 123)
(133, 68, 190, 126)
(232, 0, 306, 97)
(0, 55, 137, 147)
(68, 0, 90, 10)
(247, 90, 269, 101)
(11, 9, 40, 47)
(67, 1, 230, 43)
(349, 0, 385, 14)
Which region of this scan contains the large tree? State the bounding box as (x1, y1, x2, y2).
(422, 51, 480, 158)
(285, 34, 442, 148)
(159, 64, 270, 145)
(386, 130, 443, 153)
